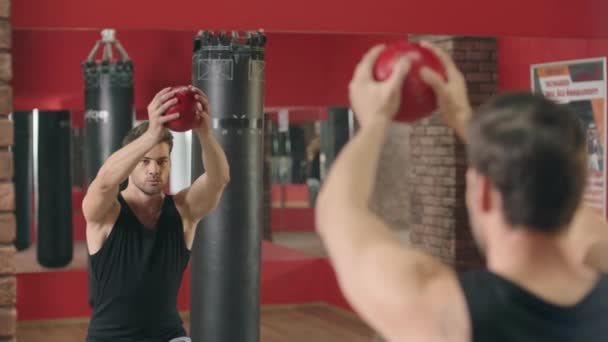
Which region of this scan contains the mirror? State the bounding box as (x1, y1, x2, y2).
(11, 29, 608, 341)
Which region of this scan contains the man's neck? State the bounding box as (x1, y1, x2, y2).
(121, 185, 165, 213)
(486, 225, 597, 305)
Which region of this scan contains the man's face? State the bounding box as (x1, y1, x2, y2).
(130, 143, 171, 196)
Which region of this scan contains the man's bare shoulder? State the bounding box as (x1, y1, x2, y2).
(86, 202, 121, 255)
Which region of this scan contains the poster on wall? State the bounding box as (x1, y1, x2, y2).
(531, 57, 607, 217)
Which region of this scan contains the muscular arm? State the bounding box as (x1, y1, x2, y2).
(174, 87, 230, 241)
(82, 87, 178, 224)
(175, 132, 230, 223)
(315, 43, 476, 341)
(82, 132, 159, 223)
(316, 120, 469, 341)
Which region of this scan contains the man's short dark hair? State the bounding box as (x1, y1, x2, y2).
(467, 92, 587, 233)
(122, 121, 174, 152)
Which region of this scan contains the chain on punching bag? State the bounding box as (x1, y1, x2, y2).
(190, 30, 266, 342)
(82, 29, 134, 187)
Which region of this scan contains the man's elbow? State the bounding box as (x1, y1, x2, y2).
(207, 199, 221, 215)
(221, 172, 230, 186)
(212, 176, 229, 191)
(89, 173, 117, 195)
(91, 166, 119, 191)
(219, 167, 231, 187)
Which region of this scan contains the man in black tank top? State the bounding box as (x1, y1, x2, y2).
(82, 86, 230, 342)
(315, 42, 608, 342)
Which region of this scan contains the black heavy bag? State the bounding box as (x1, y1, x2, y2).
(289, 125, 307, 183)
(70, 126, 86, 189)
(36, 111, 73, 268)
(320, 107, 353, 180)
(12, 111, 32, 251)
(190, 30, 266, 342)
(82, 29, 134, 187)
(273, 110, 292, 184)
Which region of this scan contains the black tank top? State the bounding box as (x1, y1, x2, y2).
(86, 194, 191, 342)
(460, 270, 608, 342)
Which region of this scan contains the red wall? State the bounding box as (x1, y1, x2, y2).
(13, 0, 608, 39)
(12, 30, 404, 126)
(498, 37, 608, 91)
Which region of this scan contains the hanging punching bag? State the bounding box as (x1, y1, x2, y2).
(36, 110, 73, 268)
(190, 30, 266, 342)
(12, 111, 32, 251)
(320, 107, 354, 180)
(82, 29, 134, 187)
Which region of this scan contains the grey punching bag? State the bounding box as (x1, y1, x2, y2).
(82, 29, 134, 187)
(190, 30, 266, 342)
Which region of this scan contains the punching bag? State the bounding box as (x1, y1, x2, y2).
(320, 107, 354, 180)
(12, 111, 32, 251)
(82, 29, 134, 187)
(71, 126, 86, 189)
(269, 110, 292, 185)
(190, 30, 266, 342)
(289, 125, 306, 183)
(35, 110, 73, 268)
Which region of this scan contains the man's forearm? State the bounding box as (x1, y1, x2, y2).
(199, 133, 230, 186)
(445, 109, 471, 143)
(93, 132, 158, 190)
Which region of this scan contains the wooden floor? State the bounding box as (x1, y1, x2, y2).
(16, 305, 375, 342)
(273, 232, 328, 257)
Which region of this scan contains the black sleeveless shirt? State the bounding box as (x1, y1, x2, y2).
(460, 270, 608, 342)
(87, 194, 191, 342)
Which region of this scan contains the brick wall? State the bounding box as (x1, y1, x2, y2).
(408, 36, 497, 271)
(370, 124, 411, 233)
(0, 0, 14, 340)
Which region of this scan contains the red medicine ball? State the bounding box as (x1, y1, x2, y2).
(164, 87, 202, 132)
(373, 41, 447, 122)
